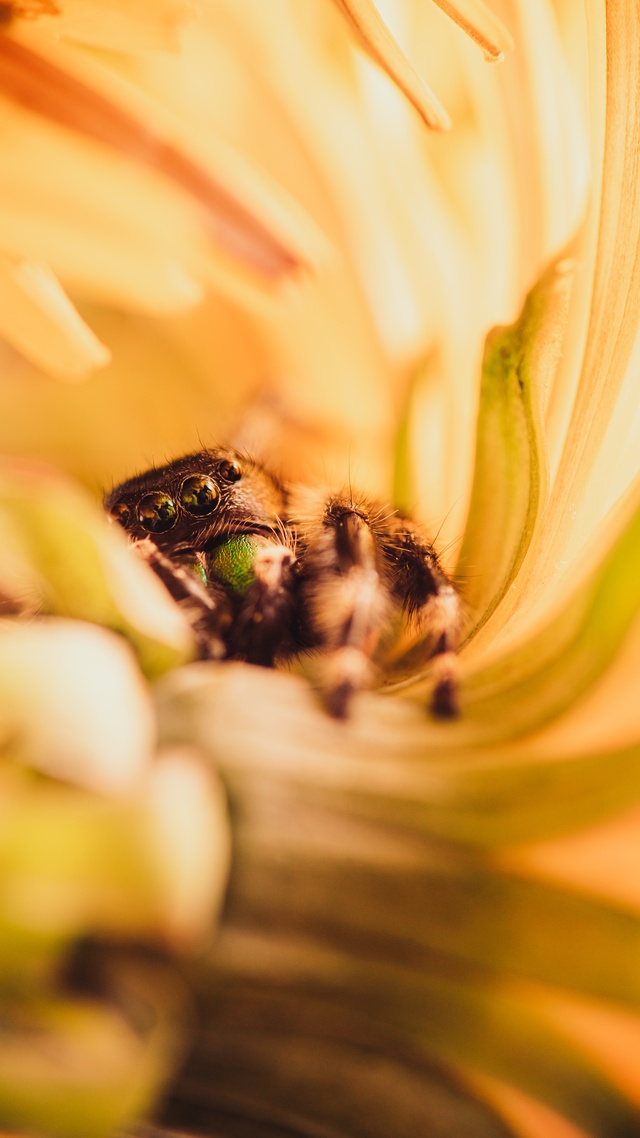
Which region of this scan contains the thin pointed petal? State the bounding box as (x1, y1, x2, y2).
(35, 0, 194, 53)
(456, 255, 573, 640)
(0, 257, 110, 380)
(430, 0, 514, 63)
(0, 32, 313, 280)
(331, 0, 452, 130)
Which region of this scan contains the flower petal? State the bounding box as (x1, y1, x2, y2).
(457, 255, 571, 640)
(144, 747, 231, 945)
(156, 664, 640, 1009)
(0, 29, 320, 285)
(0, 460, 193, 674)
(331, 0, 452, 130)
(0, 960, 189, 1138)
(0, 256, 110, 380)
(35, 0, 193, 53)
(200, 946, 639, 1138)
(430, 0, 514, 62)
(0, 619, 153, 794)
(489, 6, 640, 638)
(460, 483, 640, 741)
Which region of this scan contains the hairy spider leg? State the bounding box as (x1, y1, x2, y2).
(381, 519, 463, 717)
(299, 497, 394, 718)
(135, 538, 232, 659)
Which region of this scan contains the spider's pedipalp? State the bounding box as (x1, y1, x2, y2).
(135, 538, 231, 659)
(226, 536, 298, 666)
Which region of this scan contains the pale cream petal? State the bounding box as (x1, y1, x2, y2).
(36, 0, 194, 53)
(429, 0, 514, 62)
(0, 29, 321, 285)
(331, 0, 452, 129)
(481, 6, 640, 645)
(0, 256, 110, 380)
(0, 87, 211, 313)
(0, 618, 155, 795)
(144, 746, 231, 943)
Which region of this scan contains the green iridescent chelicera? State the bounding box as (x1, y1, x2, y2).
(206, 534, 267, 597)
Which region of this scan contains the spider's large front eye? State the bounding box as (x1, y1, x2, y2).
(180, 473, 220, 516)
(218, 459, 242, 483)
(138, 491, 177, 533)
(109, 499, 131, 528)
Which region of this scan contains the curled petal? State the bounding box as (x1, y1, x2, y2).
(144, 747, 231, 944)
(0, 256, 110, 379)
(331, 0, 452, 130)
(31, 0, 194, 53)
(430, 0, 514, 63)
(0, 619, 154, 794)
(456, 255, 573, 642)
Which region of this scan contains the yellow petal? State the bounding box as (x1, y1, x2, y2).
(430, 0, 514, 62)
(0, 256, 110, 380)
(331, 0, 452, 129)
(488, 5, 640, 642)
(0, 29, 321, 287)
(34, 0, 194, 53)
(0, 619, 154, 795)
(144, 746, 231, 944)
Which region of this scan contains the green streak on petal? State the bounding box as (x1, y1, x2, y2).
(392, 359, 422, 514)
(456, 257, 571, 641)
(340, 963, 640, 1138)
(462, 484, 640, 738)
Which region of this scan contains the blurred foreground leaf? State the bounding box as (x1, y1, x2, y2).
(0, 460, 193, 675)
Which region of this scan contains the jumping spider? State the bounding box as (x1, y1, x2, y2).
(105, 448, 463, 718)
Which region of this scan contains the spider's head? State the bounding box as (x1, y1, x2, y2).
(104, 448, 286, 552)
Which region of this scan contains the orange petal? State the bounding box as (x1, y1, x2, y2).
(0, 31, 306, 278)
(331, 0, 452, 130)
(430, 0, 514, 63)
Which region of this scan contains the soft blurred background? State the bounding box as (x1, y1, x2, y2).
(0, 0, 586, 545)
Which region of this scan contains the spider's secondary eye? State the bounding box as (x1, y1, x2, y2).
(109, 499, 131, 528)
(181, 474, 220, 516)
(138, 491, 177, 533)
(218, 459, 242, 483)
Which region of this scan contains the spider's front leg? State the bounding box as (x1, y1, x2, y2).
(381, 518, 463, 717)
(295, 492, 394, 718)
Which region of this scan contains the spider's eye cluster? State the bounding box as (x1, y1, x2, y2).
(110, 466, 231, 534)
